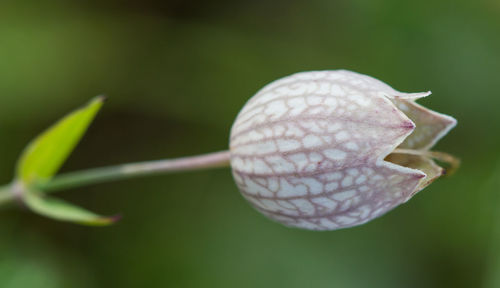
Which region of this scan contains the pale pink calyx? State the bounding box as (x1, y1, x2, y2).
(229, 70, 457, 231)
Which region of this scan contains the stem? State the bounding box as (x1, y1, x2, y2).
(0, 184, 14, 206)
(36, 150, 231, 193)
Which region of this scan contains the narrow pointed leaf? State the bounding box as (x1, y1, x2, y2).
(24, 190, 119, 226)
(17, 96, 104, 185)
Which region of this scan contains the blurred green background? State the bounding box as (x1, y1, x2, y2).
(1, 0, 499, 287)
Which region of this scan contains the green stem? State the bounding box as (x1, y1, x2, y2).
(38, 150, 231, 193)
(0, 151, 231, 206)
(0, 184, 15, 206)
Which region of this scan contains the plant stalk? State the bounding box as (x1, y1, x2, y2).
(38, 150, 231, 193)
(0, 151, 231, 205)
(0, 185, 14, 206)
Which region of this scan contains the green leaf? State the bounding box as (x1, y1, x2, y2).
(16, 96, 105, 185)
(23, 189, 119, 226)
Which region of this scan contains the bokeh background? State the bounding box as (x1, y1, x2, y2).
(1, 0, 499, 287)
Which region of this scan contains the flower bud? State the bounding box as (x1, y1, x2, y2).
(229, 70, 456, 230)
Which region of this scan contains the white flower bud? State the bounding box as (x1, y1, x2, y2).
(229, 70, 456, 230)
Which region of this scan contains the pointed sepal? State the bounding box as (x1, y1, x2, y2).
(392, 99, 457, 150)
